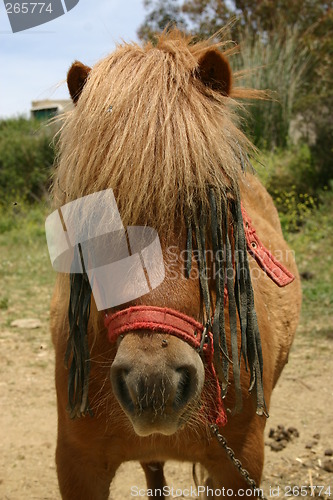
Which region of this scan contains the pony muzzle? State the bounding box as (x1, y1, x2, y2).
(110, 333, 205, 436)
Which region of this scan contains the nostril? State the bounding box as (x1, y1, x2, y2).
(174, 367, 193, 410)
(111, 367, 135, 413)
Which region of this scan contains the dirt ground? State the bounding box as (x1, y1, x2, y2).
(0, 311, 332, 499)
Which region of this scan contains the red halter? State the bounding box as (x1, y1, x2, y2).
(104, 207, 295, 427)
(241, 206, 294, 287)
(104, 305, 228, 426)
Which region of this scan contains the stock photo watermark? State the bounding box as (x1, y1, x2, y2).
(165, 245, 296, 283)
(130, 485, 265, 497)
(130, 484, 332, 498)
(45, 189, 165, 310)
(3, 0, 80, 33)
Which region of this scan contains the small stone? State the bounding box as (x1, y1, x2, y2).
(270, 441, 285, 452)
(305, 441, 317, 449)
(11, 318, 42, 329)
(281, 430, 291, 441)
(288, 427, 300, 438)
(324, 449, 333, 456)
(322, 459, 333, 473)
(313, 433, 320, 440)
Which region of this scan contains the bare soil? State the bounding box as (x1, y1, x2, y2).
(0, 313, 332, 499)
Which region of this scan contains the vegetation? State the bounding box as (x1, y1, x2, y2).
(231, 26, 310, 149)
(286, 189, 333, 339)
(138, 0, 332, 41)
(0, 117, 55, 203)
(138, 0, 332, 188)
(0, 200, 54, 326)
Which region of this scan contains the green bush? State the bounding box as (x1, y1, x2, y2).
(0, 117, 55, 203)
(255, 144, 320, 232)
(257, 144, 316, 195)
(232, 27, 310, 149)
(273, 189, 316, 233)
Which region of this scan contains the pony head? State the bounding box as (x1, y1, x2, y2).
(53, 30, 266, 432)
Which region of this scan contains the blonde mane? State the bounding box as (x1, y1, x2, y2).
(53, 30, 255, 234)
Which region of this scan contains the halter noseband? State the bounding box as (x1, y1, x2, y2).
(104, 305, 227, 426)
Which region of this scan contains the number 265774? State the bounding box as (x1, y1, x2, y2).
(5, 3, 53, 14)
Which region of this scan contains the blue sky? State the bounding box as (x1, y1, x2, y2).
(0, 0, 147, 118)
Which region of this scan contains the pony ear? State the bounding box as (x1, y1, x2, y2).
(196, 49, 232, 96)
(67, 61, 91, 104)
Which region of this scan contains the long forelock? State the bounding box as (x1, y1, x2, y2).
(54, 30, 253, 234)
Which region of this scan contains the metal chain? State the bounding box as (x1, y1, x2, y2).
(210, 424, 269, 500)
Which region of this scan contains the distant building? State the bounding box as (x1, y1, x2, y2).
(30, 99, 73, 120)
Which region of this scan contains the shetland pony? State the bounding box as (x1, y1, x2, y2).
(50, 30, 301, 499)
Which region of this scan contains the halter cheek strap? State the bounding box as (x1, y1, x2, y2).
(105, 305, 228, 426)
(241, 206, 294, 287)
